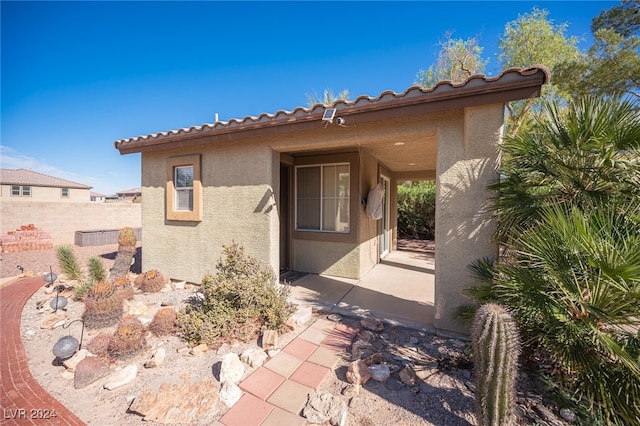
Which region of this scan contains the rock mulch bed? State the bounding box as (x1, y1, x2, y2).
(19, 273, 576, 425)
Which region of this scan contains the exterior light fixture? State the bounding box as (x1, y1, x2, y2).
(52, 319, 85, 360)
(44, 266, 67, 313)
(394, 142, 405, 146)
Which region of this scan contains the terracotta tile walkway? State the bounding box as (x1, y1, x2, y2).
(219, 319, 360, 426)
(0, 276, 85, 425)
(1, 276, 360, 425)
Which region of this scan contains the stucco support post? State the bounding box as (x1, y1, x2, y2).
(434, 105, 503, 336)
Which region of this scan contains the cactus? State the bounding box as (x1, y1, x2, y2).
(112, 276, 135, 300)
(82, 280, 124, 329)
(109, 227, 138, 279)
(136, 270, 166, 293)
(87, 255, 106, 282)
(118, 226, 137, 247)
(86, 331, 112, 358)
(107, 315, 147, 360)
(149, 308, 178, 337)
(471, 303, 521, 426)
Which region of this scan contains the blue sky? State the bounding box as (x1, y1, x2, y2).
(2, 1, 613, 195)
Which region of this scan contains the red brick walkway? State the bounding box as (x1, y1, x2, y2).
(0, 277, 85, 425)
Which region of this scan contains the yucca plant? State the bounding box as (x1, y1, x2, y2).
(87, 255, 106, 282)
(56, 244, 82, 280)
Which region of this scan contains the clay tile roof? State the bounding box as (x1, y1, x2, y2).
(115, 65, 550, 153)
(0, 168, 92, 189)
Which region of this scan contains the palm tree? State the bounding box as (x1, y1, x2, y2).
(306, 88, 351, 107)
(466, 95, 640, 424)
(490, 95, 640, 242)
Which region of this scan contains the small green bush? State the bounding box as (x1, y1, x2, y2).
(56, 245, 82, 280)
(397, 181, 436, 240)
(87, 255, 106, 282)
(177, 242, 294, 347)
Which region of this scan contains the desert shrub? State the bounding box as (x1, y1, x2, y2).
(86, 331, 112, 358)
(82, 280, 124, 329)
(56, 245, 82, 280)
(107, 315, 147, 359)
(87, 255, 106, 282)
(136, 270, 166, 293)
(149, 308, 177, 337)
(397, 181, 436, 240)
(112, 276, 135, 300)
(177, 242, 294, 347)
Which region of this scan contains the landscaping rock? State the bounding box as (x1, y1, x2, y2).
(303, 391, 348, 426)
(386, 379, 403, 391)
(190, 343, 208, 355)
(367, 364, 391, 382)
(399, 365, 417, 386)
(360, 318, 384, 332)
(346, 359, 370, 385)
(129, 379, 220, 424)
(560, 408, 576, 423)
(261, 329, 278, 350)
(63, 349, 90, 372)
(103, 364, 137, 390)
(219, 381, 242, 408)
(240, 348, 268, 368)
(40, 312, 68, 329)
(73, 356, 110, 389)
(219, 353, 245, 384)
(144, 347, 166, 368)
(290, 305, 313, 326)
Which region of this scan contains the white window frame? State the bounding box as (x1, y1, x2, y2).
(295, 162, 350, 233)
(174, 166, 194, 211)
(61, 188, 69, 198)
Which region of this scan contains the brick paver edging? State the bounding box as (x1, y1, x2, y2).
(0, 276, 86, 425)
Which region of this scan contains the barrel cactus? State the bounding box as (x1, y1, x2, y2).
(107, 315, 147, 360)
(471, 303, 521, 426)
(82, 280, 124, 329)
(136, 269, 166, 293)
(109, 227, 138, 279)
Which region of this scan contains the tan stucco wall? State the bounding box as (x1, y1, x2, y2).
(434, 104, 503, 336)
(0, 201, 141, 245)
(141, 144, 280, 284)
(1, 185, 90, 202)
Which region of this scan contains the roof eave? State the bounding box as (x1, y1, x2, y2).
(115, 66, 548, 155)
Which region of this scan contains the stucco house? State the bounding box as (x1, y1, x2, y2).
(115, 66, 549, 335)
(0, 168, 92, 202)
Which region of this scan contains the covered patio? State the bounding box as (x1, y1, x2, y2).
(286, 240, 436, 331)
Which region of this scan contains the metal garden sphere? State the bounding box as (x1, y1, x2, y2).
(52, 335, 79, 359)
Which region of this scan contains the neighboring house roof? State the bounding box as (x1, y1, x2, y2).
(117, 187, 141, 195)
(115, 66, 550, 154)
(0, 168, 92, 189)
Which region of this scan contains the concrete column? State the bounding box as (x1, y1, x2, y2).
(434, 104, 503, 336)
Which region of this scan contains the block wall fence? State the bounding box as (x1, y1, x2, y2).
(0, 201, 142, 247)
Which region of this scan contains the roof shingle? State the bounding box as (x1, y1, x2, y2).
(0, 169, 92, 189)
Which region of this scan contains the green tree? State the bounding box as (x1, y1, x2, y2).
(555, 0, 640, 101)
(415, 33, 487, 88)
(498, 7, 582, 135)
(306, 88, 351, 107)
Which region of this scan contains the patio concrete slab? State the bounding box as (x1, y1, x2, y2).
(266, 380, 313, 416)
(287, 248, 436, 332)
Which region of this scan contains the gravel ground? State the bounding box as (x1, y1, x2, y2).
(8, 243, 573, 425)
(1, 243, 142, 279)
